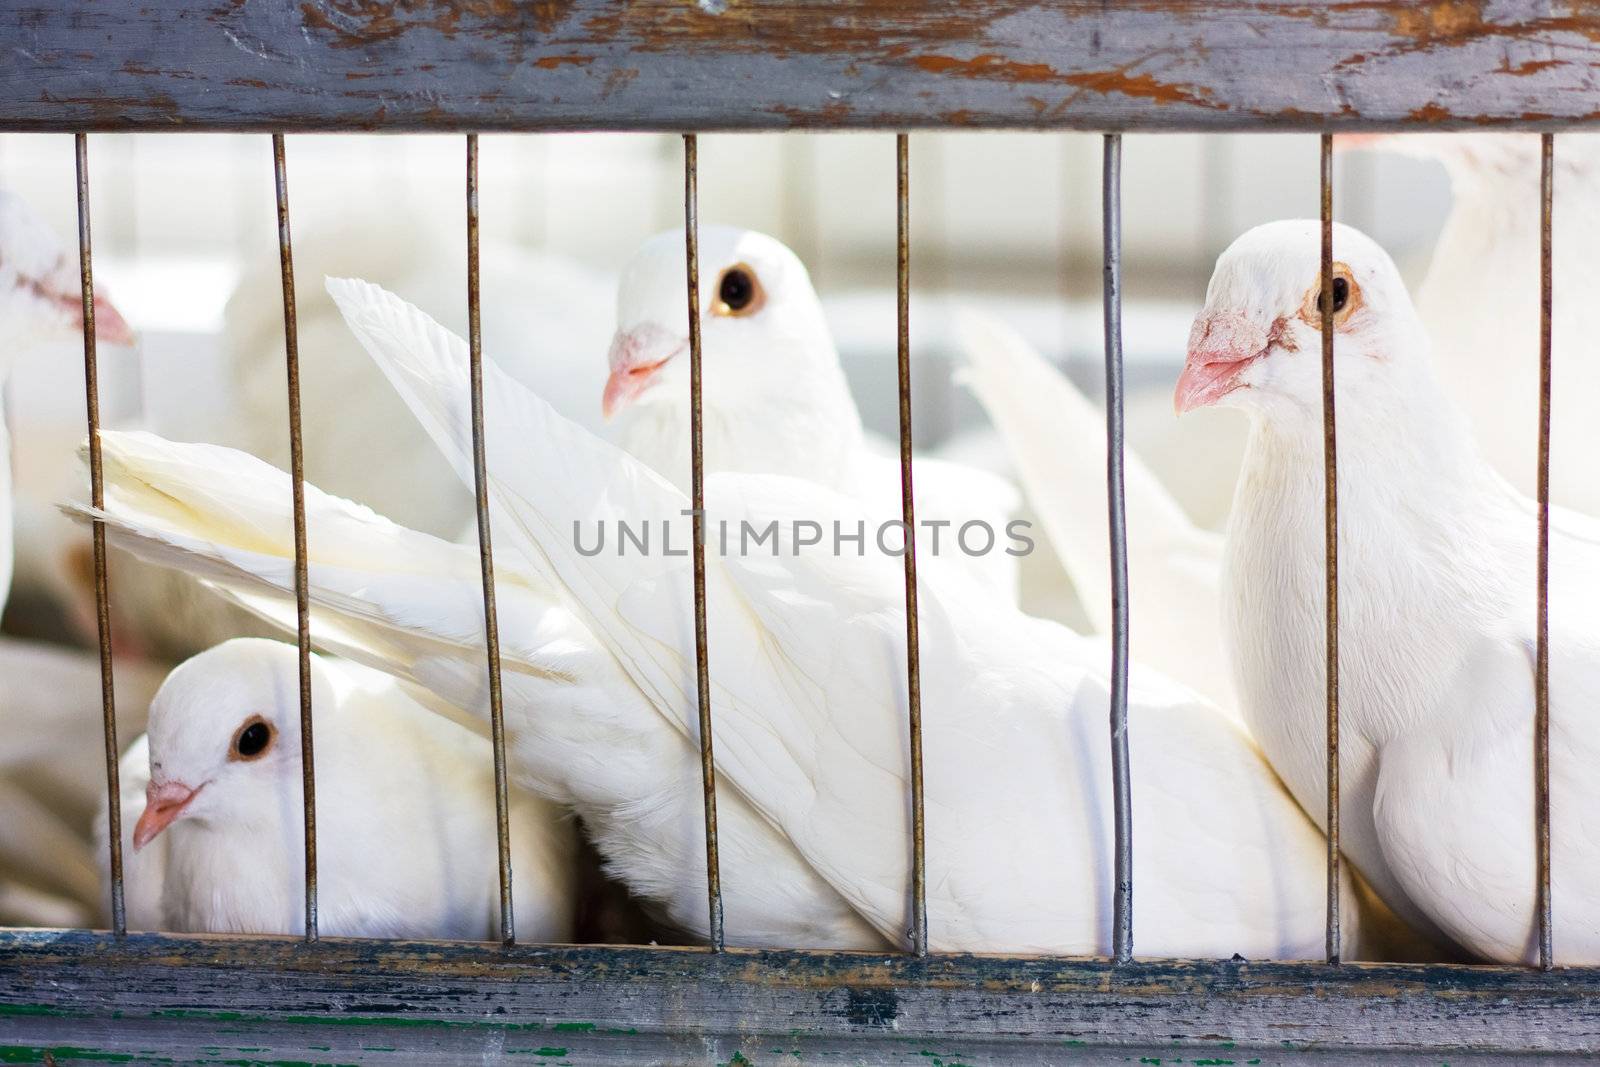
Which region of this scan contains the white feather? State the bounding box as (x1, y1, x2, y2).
(956, 309, 1233, 712)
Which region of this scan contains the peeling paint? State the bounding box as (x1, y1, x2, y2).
(5, 1, 1600, 130)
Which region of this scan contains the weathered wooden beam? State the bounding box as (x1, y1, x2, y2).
(5, 1, 1600, 132)
(2, 931, 1600, 1062)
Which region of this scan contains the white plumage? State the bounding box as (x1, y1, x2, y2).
(604, 227, 1021, 601)
(211, 224, 616, 542)
(76, 277, 1369, 958)
(1355, 133, 1600, 514)
(957, 311, 1232, 712)
(0, 189, 133, 614)
(1183, 218, 1600, 963)
(97, 638, 577, 940)
(78, 430, 889, 949)
(88, 222, 618, 665)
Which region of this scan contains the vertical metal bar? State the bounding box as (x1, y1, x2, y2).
(76, 133, 125, 938)
(1319, 132, 1342, 966)
(467, 134, 517, 946)
(1535, 130, 1554, 972)
(895, 132, 929, 958)
(272, 133, 318, 942)
(1101, 133, 1133, 965)
(683, 133, 725, 952)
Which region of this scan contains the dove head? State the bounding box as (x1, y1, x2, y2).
(133, 639, 330, 851)
(0, 190, 134, 373)
(1177, 220, 1431, 428)
(602, 225, 839, 421)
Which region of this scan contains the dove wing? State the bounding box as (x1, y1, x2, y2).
(956, 310, 1234, 710)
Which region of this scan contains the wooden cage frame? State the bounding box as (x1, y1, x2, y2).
(5, 2, 1600, 1063)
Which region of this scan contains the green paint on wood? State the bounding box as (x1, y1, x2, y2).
(551, 1023, 594, 1033)
(533, 1048, 568, 1058)
(1, 1050, 140, 1064)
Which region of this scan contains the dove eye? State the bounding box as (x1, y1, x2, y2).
(1300, 265, 1360, 328)
(712, 265, 764, 317)
(230, 717, 275, 761)
(1317, 277, 1349, 314)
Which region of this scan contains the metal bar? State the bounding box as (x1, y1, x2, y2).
(75, 132, 124, 938)
(1101, 132, 1132, 964)
(1319, 132, 1342, 966)
(895, 132, 929, 958)
(9, 4, 1600, 133)
(466, 133, 517, 946)
(1535, 130, 1554, 972)
(271, 132, 318, 943)
(10, 933, 1600, 1060)
(683, 133, 725, 952)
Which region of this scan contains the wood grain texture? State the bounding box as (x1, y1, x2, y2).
(5, 0, 1600, 132)
(3, 931, 1600, 1062)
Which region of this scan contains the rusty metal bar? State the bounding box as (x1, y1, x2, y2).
(466, 133, 517, 946)
(1535, 130, 1554, 973)
(683, 133, 725, 952)
(271, 133, 318, 942)
(1101, 132, 1132, 964)
(75, 132, 124, 938)
(1319, 132, 1342, 966)
(895, 132, 929, 958)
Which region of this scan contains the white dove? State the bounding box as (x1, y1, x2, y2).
(1350, 133, 1600, 514)
(98, 638, 578, 939)
(957, 312, 1232, 712)
(1178, 217, 1600, 964)
(75, 275, 1381, 959)
(0, 189, 133, 612)
(603, 226, 1022, 600)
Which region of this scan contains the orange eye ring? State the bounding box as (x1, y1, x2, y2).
(1299, 262, 1361, 328)
(229, 715, 276, 762)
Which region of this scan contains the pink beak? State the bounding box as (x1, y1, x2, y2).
(87, 289, 136, 347)
(602, 323, 684, 419)
(133, 780, 201, 850)
(1333, 133, 1390, 151)
(32, 268, 136, 347)
(1175, 310, 1269, 414)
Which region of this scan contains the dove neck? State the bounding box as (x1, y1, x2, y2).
(1229, 384, 1504, 742)
(624, 373, 865, 491)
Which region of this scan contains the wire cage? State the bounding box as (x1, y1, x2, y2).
(4, 2, 1600, 1063)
